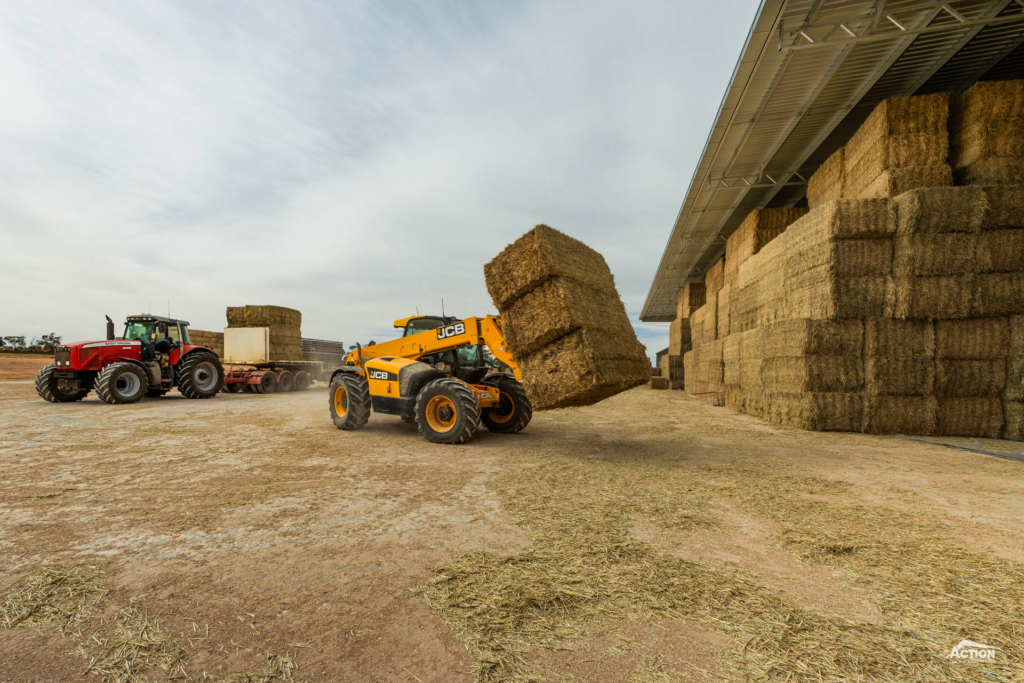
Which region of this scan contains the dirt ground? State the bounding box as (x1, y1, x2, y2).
(1, 367, 1023, 681)
(0, 354, 51, 382)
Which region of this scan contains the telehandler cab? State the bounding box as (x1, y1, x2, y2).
(328, 314, 531, 444)
(35, 314, 225, 404)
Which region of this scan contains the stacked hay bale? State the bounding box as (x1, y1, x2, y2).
(485, 225, 650, 409)
(950, 80, 1024, 186)
(701, 85, 1024, 438)
(690, 257, 726, 404)
(661, 283, 705, 391)
(807, 148, 845, 208)
(188, 329, 224, 357)
(225, 305, 303, 360)
(650, 376, 669, 390)
(844, 93, 952, 200)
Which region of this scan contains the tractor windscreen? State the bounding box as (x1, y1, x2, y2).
(124, 321, 154, 341)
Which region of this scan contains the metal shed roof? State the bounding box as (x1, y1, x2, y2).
(641, 0, 1024, 322)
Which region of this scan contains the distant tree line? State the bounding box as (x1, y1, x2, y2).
(0, 334, 62, 353)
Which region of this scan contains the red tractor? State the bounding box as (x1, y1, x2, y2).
(35, 314, 225, 404)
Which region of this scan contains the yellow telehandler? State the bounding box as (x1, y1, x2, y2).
(327, 314, 531, 444)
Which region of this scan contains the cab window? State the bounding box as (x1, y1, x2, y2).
(404, 318, 445, 337)
(123, 322, 154, 341)
(178, 325, 190, 344)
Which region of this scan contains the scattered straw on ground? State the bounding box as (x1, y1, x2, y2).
(218, 653, 300, 682)
(418, 455, 1024, 682)
(85, 605, 190, 683)
(1, 565, 107, 634)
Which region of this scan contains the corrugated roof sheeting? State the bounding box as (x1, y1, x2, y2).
(642, 0, 1024, 321)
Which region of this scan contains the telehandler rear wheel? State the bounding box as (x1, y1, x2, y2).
(35, 364, 89, 403)
(95, 362, 148, 404)
(415, 378, 481, 444)
(481, 379, 532, 433)
(329, 373, 370, 430)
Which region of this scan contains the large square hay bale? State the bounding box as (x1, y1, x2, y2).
(1007, 316, 1024, 401)
(732, 283, 758, 333)
(760, 319, 863, 357)
(950, 80, 1024, 180)
(865, 357, 934, 396)
(683, 351, 694, 393)
(1005, 400, 1024, 439)
(649, 377, 669, 390)
(787, 198, 894, 240)
(668, 317, 692, 355)
(704, 257, 726, 294)
(766, 392, 866, 432)
(761, 356, 864, 393)
(937, 398, 1003, 438)
(807, 147, 846, 207)
(935, 318, 1009, 359)
(676, 282, 707, 319)
(188, 329, 225, 357)
(786, 275, 890, 320)
(501, 277, 635, 356)
(935, 359, 1005, 398)
(739, 358, 764, 390)
(717, 283, 732, 338)
(786, 239, 893, 278)
(977, 230, 1024, 272)
(725, 207, 808, 278)
(699, 294, 719, 342)
(517, 328, 650, 409)
(892, 233, 978, 276)
(484, 225, 617, 309)
(888, 275, 976, 319)
(659, 353, 685, 390)
(226, 305, 302, 328)
(865, 318, 935, 357)
(845, 93, 949, 168)
(891, 186, 988, 234)
(864, 396, 937, 435)
(974, 273, 1024, 316)
(956, 158, 1024, 186)
(848, 165, 953, 200)
(980, 185, 1024, 229)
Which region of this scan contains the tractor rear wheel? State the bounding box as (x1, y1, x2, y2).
(95, 363, 149, 404)
(35, 364, 89, 403)
(481, 379, 532, 433)
(415, 378, 481, 444)
(329, 373, 370, 430)
(177, 352, 224, 399)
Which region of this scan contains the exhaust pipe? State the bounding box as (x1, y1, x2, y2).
(106, 315, 115, 341)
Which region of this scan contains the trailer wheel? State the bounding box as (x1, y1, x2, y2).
(176, 352, 224, 398)
(481, 379, 532, 433)
(278, 372, 294, 392)
(256, 372, 277, 394)
(415, 378, 481, 444)
(95, 362, 149, 404)
(35, 364, 89, 403)
(293, 372, 310, 391)
(329, 373, 370, 430)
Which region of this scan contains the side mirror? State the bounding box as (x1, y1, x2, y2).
(157, 322, 168, 335)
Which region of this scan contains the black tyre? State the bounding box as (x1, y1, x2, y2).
(35, 364, 89, 403)
(414, 378, 481, 444)
(257, 372, 276, 394)
(95, 362, 149, 404)
(293, 372, 310, 391)
(278, 372, 294, 392)
(176, 352, 224, 399)
(481, 379, 532, 433)
(329, 373, 370, 430)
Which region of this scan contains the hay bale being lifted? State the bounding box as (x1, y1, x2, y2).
(486, 225, 650, 409)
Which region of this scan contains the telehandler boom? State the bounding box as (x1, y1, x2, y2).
(327, 314, 531, 444)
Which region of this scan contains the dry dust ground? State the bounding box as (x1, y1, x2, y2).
(1, 370, 1022, 682)
(0, 354, 51, 382)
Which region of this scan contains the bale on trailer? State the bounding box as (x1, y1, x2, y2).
(189, 329, 224, 358)
(226, 306, 301, 328)
(485, 224, 649, 409)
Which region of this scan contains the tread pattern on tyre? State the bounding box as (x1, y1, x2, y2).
(177, 351, 224, 399)
(95, 362, 148, 404)
(329, 373, 371, 430)
(482, 379, 532, 433)
(35, 363, 88, 403)
(415, 378, 481, 444)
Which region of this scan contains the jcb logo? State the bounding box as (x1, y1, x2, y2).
(437, 322, 465, 340)
(368, 370, 390, 380)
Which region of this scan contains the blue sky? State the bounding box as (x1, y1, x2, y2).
(0, 0, 759, 361)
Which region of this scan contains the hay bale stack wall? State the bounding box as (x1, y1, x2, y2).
(694, 86, 1024, 437)
(485, 225, 650, 409)
(225, 305, 303, 360)
(188, 330, 224, 358)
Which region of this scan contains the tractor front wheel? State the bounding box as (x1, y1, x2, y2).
(481, 379, 532, 433)
(35, 364, 89, 403)
(177, 352, 224, 399)
(95, 363, 149, 404)
(415, 378, 481, 444)
(329, 373, 370, 430)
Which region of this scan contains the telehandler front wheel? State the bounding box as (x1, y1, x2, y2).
(415, 378, 481, 445)
(481, 379, 532, 433)
(329, 373, 370, 430)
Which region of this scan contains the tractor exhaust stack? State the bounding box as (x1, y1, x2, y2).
(105, 315, 115, 341)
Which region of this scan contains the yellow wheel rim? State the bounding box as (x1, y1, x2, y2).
(333, 385, 348, 416)
(488, 395, 515, 424)
(426, 395, 457, 432)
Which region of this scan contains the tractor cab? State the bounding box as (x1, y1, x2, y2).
(124, 315, 191, 346)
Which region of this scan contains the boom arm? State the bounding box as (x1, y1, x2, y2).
(344, 315, 521, 380)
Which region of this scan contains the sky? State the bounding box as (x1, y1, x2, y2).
(0, 0, 760, 361)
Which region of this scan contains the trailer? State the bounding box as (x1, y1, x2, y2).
(220, 328, 345, 393)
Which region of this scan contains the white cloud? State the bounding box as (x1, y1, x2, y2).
(0, 0, 758, 360)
